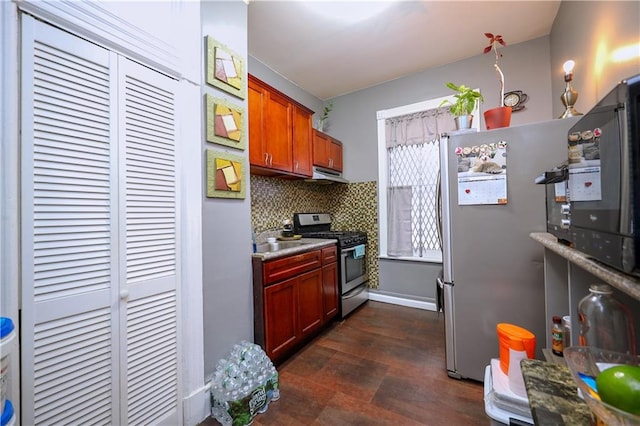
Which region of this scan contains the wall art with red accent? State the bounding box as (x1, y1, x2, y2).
(206, 149, 246, 199)
(206, 36, 245, 100)
(206, 94, 246, 150)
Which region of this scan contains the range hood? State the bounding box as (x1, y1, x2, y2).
(305, 166, 348, 184)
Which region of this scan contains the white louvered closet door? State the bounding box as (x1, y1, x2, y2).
(117, 56, 180, 426)
(21, 15, 180, 425)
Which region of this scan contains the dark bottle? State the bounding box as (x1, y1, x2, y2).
(551, 316, 564, 356)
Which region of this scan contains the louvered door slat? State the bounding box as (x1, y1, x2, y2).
(36, 359, 111, 399)
(33, 309, 113, 425)
(34, 41, 110, 80)
(126, 293, 178, 425)
(34, 96, 109, 122)
(22, 16, 118, 425)
(33, 49, 111, 98)
(34, 131, 111, 154)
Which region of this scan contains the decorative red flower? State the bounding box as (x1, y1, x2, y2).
(483, 33, 506, 55)
(483, 33, 508, 107)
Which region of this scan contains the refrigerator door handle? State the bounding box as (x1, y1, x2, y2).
(439, 135, 454, 284)
(436, 168, 443, 251)
(436, 276, 450, 288)
(440, 278, 459, 378)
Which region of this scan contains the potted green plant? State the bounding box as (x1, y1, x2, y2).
(483, 33, 512, 129)
(316, 101, 333, 132)
(439, 82, 484, 130)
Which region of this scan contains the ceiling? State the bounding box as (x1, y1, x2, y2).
(248, 1, 562, 100)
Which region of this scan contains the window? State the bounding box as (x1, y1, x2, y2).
(377, 95, 478, 262)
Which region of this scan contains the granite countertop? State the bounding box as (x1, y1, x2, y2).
(529, 232, 640, 301)
(521, 359, 593, 425)
(251, 238, 336, 261)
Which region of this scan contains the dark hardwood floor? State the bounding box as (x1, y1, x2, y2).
(202, 301, 489, 425)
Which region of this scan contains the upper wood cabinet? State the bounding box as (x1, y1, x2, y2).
(292, 105, 313, 176)
(313, 129, 343, 172)
(248, 74, 313, 177)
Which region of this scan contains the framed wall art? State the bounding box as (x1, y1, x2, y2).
(206, 149, 246, 199)
(206, 36, 246, 100)
(206, 94, 246, 150)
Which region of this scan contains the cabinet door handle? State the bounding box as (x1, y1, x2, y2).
(264, 152, 269, 165)
(269, 154, 273, 166)
(295, 161, 299, 171)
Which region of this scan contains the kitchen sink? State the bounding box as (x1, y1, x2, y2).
(254, 240, 310, 253)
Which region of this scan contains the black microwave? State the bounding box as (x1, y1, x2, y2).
(567, 74, 640, 276)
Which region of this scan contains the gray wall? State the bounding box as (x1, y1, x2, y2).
(325, 0, 640, 304)
(325, 36, 553, 303)
(244, 1, 640, 306)
(376, 259, 443, 303)
(550, 1, 640, 118)
(246, 37, 553, 305)
(248, 56, 325, 123)
(329, 36, 552, 183)
(201, 1, 253, 378)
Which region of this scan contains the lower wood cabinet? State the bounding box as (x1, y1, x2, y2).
(253, 245, 338, 363)
(296, 269, 323, 336)
(321, 247, 339, 321)
(263, 277, 298, 360)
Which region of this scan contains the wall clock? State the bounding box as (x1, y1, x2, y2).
(503, 90, 528, 112)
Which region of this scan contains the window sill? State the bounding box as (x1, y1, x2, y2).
(378, 254, 442, 264)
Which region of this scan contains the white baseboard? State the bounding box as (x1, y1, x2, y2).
(183, 384, 210, 426)
(368, 292, 437, 311)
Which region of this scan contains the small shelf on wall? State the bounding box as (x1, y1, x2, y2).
(530, 232, 640, 357)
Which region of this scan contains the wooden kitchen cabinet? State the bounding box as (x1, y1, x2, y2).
(313, 129, 343, 172)
(263, 277, 298, 359)
(253, 244, 338, 363)
(297, 269, 323, 336)
(321, 246, 339, 321)
(248, 74, 314, 177)
(292, 104, 313, 176)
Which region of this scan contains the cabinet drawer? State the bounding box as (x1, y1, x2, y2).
(321, 245, 337, 265)
(263, 249, 322, 285)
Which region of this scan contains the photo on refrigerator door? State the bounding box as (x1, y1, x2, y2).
(456, 141, 508, 205)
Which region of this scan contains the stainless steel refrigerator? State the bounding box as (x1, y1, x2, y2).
(437, 118, 580, 381)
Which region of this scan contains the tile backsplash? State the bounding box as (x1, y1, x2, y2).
(250, 175, 379, 288)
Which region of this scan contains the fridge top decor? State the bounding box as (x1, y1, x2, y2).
(483, 33, 507, 108)
(439, 82, 484, 117)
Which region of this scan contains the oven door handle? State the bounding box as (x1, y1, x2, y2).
(343, 285, 367, 299)
(341, 245, 365, 256)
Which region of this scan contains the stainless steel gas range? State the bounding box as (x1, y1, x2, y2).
(293, 213, 368, 318)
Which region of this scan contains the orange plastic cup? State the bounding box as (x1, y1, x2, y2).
(496, 323, 536, 375)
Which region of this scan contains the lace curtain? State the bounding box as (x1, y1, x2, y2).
(385, 107, 454, 257)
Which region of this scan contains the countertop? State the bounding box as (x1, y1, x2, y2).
(529, 232, 640, 301)
(521, 359, 593, 425)
(251, 238, 336, 261)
